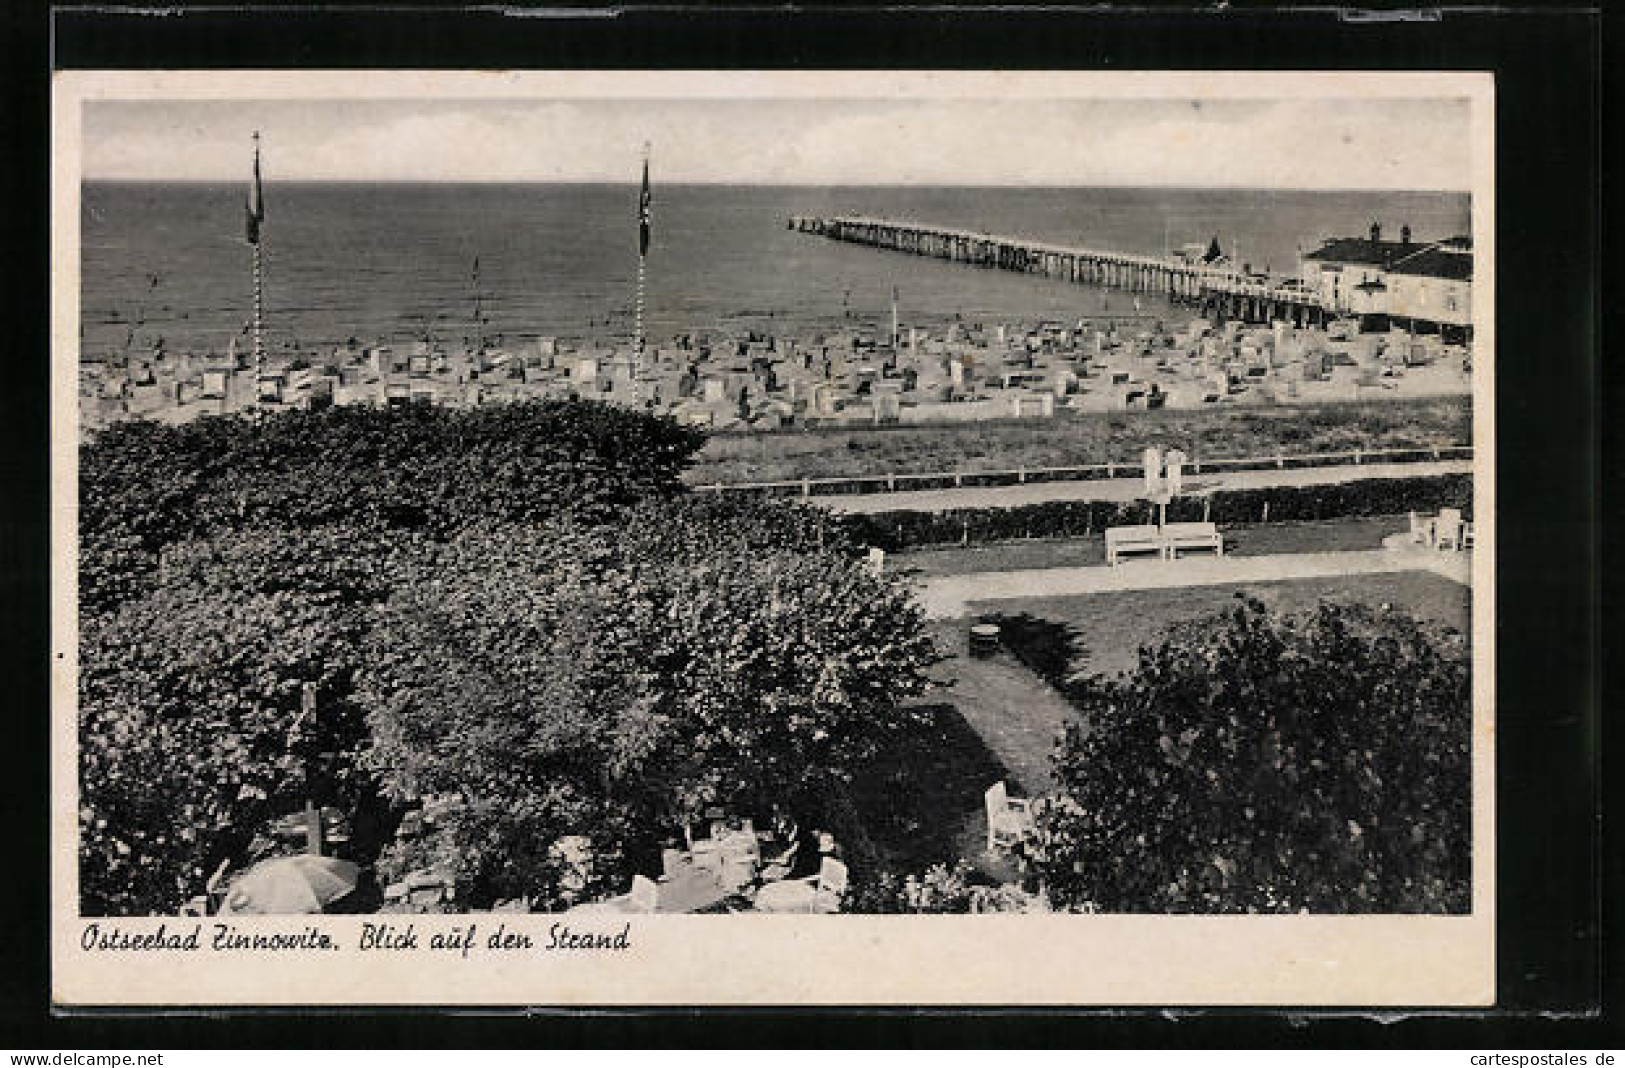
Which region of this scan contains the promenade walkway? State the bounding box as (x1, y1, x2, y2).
(916, 546, 1471, 619)
(817, 459, 1471, 515)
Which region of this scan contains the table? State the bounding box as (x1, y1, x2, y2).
(661, 829, 760, 912)
(655, 863, 732, 913)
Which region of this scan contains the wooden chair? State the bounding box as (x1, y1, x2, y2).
(625, 874, 659, 914)
(1434, 508, 1464, 551)
(985, 781, 1035, 854)
(1408, 510, 1431, 544)
(566, 873, 661, 915)
(811, 857, 849, 912)
(754, 857, 849, 914)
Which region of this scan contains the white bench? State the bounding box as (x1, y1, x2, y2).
(1105, 524, 1166, 565)
(1163, 521, 1224, 559)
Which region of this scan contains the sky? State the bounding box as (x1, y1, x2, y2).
(81, 96, 1472, 190)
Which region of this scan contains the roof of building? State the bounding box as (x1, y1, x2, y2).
(1389, 244, 1474, 281)
(1303, 237, 1416, 267)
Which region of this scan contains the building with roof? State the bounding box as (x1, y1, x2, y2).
(1385, 241, 1473, 341)
(1303, 222, 1473, 339)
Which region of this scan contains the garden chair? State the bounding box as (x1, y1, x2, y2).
(1434, 508, 1464, 551)
(564, 873, 660, 915)
(754, 857, 849, 914)
(1408, 510, 1430, 545)
(625, 874, 659, 914)
(985, 780, 1035, 854)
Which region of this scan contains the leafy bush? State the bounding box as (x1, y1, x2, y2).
(78, 525, 413, 915)
(845, 474, 1473, 551)
(1023, 598, 1471, 914)
(358, 499, 939, 910)
(79, 401, 707, 612)
(849, 861, 1043, 914)
(77, 400, 710, 913)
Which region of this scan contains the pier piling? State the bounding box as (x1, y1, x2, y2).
(787, 215, 1327, 326)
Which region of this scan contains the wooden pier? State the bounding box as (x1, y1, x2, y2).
(788, 215, 1331, 327)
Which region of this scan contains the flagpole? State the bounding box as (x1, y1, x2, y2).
(243, 128, 268, 406)
(252, 132, 265, 379)
(631, 142, 651, 408)
(253, 241, 264, 373)
(635, 254, 646, 406)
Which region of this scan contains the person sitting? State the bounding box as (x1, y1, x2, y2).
(758, 808, 802, 882)
(758, 837, 800, 883)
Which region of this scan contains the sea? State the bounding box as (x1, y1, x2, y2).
(79, 183, 1471, 362)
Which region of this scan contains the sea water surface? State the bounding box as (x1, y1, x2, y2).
(81, 183, 1470, 362)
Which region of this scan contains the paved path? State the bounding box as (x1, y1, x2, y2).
(916, 546, 1471, 619)
(817, 459, 1470, 515)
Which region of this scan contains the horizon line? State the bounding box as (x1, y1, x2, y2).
(80, 177, 1474, 195)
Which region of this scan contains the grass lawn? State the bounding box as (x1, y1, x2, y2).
(974, 570, 1470, 679)
(845, 631, 1084, 882)
(845, 701, 1013, 879)
(894, 516, 1406, 578)
(847, 568, 1468, 884)
(686, 396, 1470, 485)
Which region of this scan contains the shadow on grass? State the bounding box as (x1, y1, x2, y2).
(984, 611, 1090, 693)
(847, 702, 1012, 876)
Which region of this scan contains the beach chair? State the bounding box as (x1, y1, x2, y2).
(985, 781, 1035, 854)
(1434, 508, 1464, 551)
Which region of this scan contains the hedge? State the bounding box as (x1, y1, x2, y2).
(843, 474, 1473, 551)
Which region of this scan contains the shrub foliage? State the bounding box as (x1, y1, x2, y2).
(79, 525, 409, 914)
(78, 402, 936, 914)
(1023, 598, 1472, 914)
(359, 500, 938, 909)
(845, 473, 1472, 551)
(79, 401, 707, 613)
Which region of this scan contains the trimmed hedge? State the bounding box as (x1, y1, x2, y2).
(844, 474, 1473, 551)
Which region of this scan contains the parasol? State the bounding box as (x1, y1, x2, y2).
(216, 854, 360, 916)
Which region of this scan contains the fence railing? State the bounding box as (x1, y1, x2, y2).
(690, 444, 1475, 500)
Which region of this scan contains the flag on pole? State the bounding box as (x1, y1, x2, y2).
(245, 132, 265, 246)
(638, 154, 652, 257)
